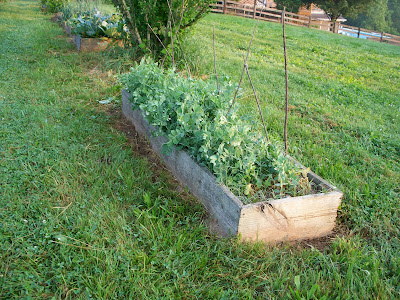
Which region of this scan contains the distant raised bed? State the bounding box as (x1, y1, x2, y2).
(121, 89, 342, 243)
(72, 35, 122, 51)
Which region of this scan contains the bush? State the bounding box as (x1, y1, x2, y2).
(41, 0, 64, 13)
(120, 60, 310, 203)
(111, 0, 216, 59)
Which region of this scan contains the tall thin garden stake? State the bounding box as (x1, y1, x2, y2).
(166, 0, 191, 77)
(169, 20, 175, 68)
(177, 38, 192, 77)
(226, 18, 259, 116)
(148, 24, 172, 56)
(243, 54, 270, 143)
(213, 24, 219, 91)
(282, 8, 289, 156)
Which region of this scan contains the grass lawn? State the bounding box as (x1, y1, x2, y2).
(181, 12, 400, 238)
(0, 0, 399, 299)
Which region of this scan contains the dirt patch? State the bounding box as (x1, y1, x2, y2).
(108, 107, 199, 206)
(294, 224, 348, 251)
(109, 107, 162, 165)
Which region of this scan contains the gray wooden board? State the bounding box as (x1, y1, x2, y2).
(121, 90, 343, 242)
(72, 35, 111, 52)
(122, 90, 242, 236)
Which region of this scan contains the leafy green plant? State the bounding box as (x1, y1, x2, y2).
(70, 11, 123, 38)
(274, 0, 304, 13)
(110, 0, 216, 58)
(41, 0, 63, 13)
(58, 1, 74, 20)
(120, 60, 310, 203)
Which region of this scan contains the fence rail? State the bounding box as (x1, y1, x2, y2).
(211, 1, 400, 46)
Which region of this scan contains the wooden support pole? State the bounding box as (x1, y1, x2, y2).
(357, 27, 361, 38)
(227, 19, 260, 116)
(223, 0, 227, 14)
(243, 55, 270, 143)
(380, 32, 384, 42)
(253, 0, 257, 19)
(282, 9, 289, 155)
(213, 24, 219, 91)
(308, 15, 311, 28)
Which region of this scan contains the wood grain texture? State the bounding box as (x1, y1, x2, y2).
(238, 190, 342, 242)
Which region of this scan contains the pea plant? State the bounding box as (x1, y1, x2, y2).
(120, 60, 311, 203)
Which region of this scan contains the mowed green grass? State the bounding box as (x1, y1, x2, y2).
(182, 13, 400, 246)
(0, 1, 399, 299)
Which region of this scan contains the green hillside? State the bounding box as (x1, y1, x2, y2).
(182, 12, 400, 244)
(1, 1, 399, 298)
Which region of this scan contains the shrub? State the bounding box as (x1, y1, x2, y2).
(110, 0, 216, 58)
(42, 0, 64, 13)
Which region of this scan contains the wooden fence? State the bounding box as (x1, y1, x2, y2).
(211, 0, 400, 46)
(337, 23, 400, 46)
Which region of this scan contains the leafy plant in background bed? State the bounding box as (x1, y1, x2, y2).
(120, 60, 312, 204)
(70, 11, 123, 38)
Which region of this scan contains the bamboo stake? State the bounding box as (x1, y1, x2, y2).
(226, 18, 260, 116)
(147, 24, 173, 63)
(213, 24, 219, 91)
(169, 20, 175, 68)
(176, 37, 192, 77)
(166, 0, 191, 76)
(243, 54, 270, 143)
(282, 8, 289, 156)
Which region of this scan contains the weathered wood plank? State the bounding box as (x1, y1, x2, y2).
(122, 90, 242, 236)
(239, 191, 342, 242)
(73, 35, 109, 52)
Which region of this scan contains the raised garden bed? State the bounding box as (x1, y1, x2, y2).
(122, 89, 343, 243)
(72, 35, 122, 51)
(65, 24, 72, 37)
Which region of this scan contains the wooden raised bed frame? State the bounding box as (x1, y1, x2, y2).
(122, 90, 343, 243)
(73, 35, 110, 52)
(72, 35, 123, 52)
